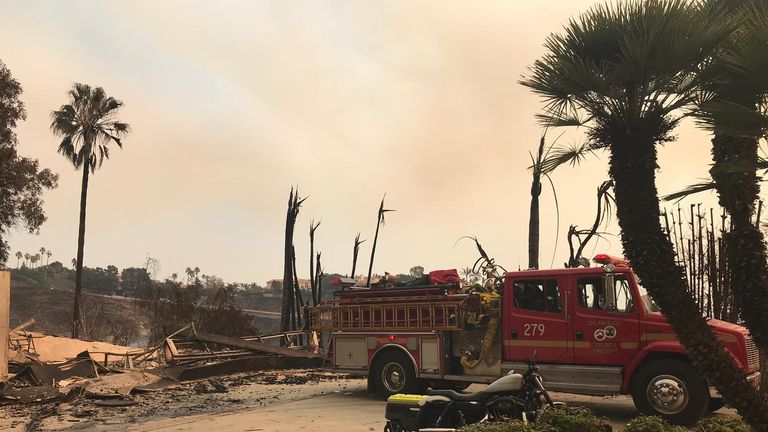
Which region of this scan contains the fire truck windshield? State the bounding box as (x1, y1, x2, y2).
(637, 285, 660, 313)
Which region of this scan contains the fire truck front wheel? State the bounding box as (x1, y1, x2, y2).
(374, 351, 423, 397)
(631, 359, 709, 426)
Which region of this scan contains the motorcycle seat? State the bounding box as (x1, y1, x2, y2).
(427, 389, 486, 402)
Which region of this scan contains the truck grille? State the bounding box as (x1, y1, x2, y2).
(746, 336, 760, 371)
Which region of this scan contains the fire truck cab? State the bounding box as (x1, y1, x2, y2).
(309, 256, 760, 425)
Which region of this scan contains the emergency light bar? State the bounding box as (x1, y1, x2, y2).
(593, 254, 630, 267)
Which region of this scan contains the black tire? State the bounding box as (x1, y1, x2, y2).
(707, 397, 725, 413)
(373, 350, 423, 398)
(631, 359, 709, 426)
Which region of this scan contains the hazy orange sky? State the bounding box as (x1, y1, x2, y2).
(3, 0, 737, 284)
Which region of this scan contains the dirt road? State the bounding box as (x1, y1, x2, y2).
(1, 370, 736, 431)
(121, 383, 735, 432)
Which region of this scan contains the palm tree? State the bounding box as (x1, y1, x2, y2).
(39, 247, 46, 266)
(30, 254, 39, 268)
(528, 133, 597, 269)
(23, 253, 30, 268)
(51, 83, 130, 339)
(46, 250, 52, 266)
(15, 251, 22, 268)
(521, 0, 768, 428)
(690, 0, 768, 354)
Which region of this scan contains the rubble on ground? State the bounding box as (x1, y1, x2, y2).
(0, 369, 362, 431)
(3, 319, 330, 430)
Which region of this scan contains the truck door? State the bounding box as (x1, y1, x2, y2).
(503, 277, 573, 363)
(572, 272, 640, 365)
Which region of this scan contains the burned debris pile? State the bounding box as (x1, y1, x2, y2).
(2, 319, 324, 429)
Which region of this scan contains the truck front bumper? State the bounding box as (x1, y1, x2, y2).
(710, 371, 761, 399)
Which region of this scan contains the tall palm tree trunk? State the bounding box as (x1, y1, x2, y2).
(281, 190, 297, 337)
(72, 158, 90, 339)
(711, 130, 768, 353)
(528, 174, 541, 270)
(351, 233, 363, 279)
(609, 131, 768, 429)
(366, 215, 381, 288)
(528, 137, 545, 270)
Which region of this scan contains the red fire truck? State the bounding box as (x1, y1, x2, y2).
(309, 255, 761, 425)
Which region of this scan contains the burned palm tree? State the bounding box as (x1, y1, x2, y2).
(528, 136, 546, 270)
(281, 187, 306, 337)
(566, 180, 614, 267)
(529, 134, 598, 270)
(456, 236, 507, 289)
(315, 251, 323, 302)
(309, 219, 321, 305)
(351, 233, 365, 280)
(366, 196, 395, 287)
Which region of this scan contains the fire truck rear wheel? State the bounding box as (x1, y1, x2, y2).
(631, 359, 708, 426)
(374, 351, 422, 397)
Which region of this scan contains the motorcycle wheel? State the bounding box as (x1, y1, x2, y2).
(383, 421, 402, 432)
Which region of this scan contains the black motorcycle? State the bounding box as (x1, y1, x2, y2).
(385, 355, 560, 432)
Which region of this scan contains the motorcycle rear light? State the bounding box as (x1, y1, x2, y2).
(389, 335, 396, 341)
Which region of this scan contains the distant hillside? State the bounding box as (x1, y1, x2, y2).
(10, 285, 150, 346)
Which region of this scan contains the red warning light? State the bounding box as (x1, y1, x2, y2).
(593, 254, 630, 267)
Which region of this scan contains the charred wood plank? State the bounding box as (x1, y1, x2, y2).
(193, 332, 322, 359)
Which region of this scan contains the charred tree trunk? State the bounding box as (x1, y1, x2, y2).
(568, 180, 613, 267)
(367, 197, 393, 287)
(280, 188, 305, 342)
(351, 233, 364, 280)
(315, 252, 322, 301)
(528, 137, 545, 270)
(292, 244, 303, 345)
(309, 220, 320, 305)
(609, 128, 768, 428)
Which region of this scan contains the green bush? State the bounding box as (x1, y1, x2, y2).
(461, 409, 748, 432)
(461, 421, 538, 432)
(694, 416, 750, 432)
(624, 416, 686, 432)
(537, 407, 607, 432)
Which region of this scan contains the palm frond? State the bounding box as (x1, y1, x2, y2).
(51, 83, 129, 172)
(535, 112, 588, 128)
(539, 141, 600, 174)
(521, 0, 738, 139)
(543, 173, 560, 268)
(56, 137, 77, 165)
(662, 181, 717, 202)
(690, 99, 768, 138)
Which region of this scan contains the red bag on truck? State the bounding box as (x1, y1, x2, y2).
(428, 269, 461, 287)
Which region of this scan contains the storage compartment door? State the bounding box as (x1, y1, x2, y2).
(420, 337, 440, 374)
(334, 336, 368, 369)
